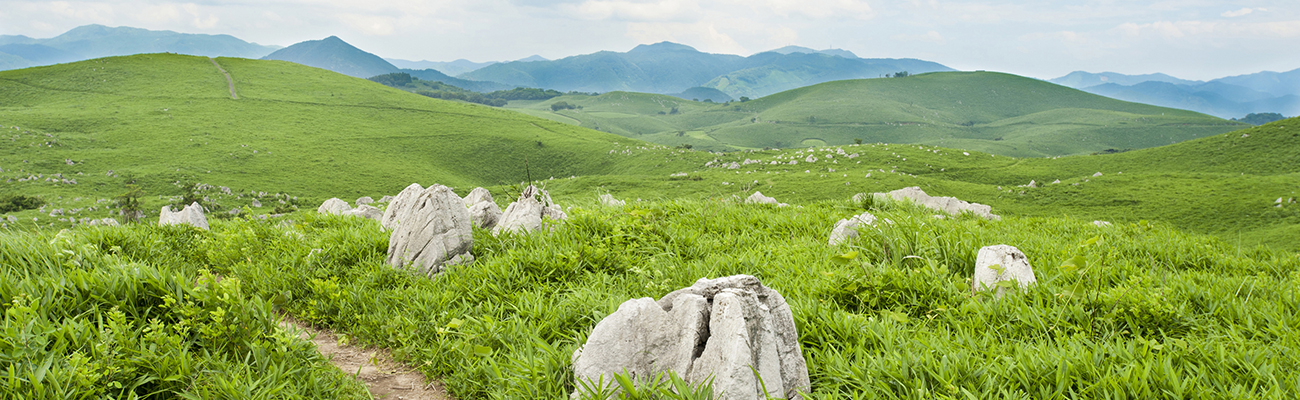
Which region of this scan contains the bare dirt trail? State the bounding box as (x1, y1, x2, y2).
(281, 317, 454, 400)
(208, 57, 238, 99)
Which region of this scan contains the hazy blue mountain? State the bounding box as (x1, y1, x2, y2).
(44, 25, 278, 59)
(1082, 81, 1300, 119)
(1051, 71, 1201, 88)
(0, 44, 81, 65)
(401, 68, 511, 92)
(766, 45, 858, 59)
(515, 55, 548, 62)
(0, 52, 29, 70)
(262, 36, 400, 78)
(0, 25, 280, 71)
(387, 58, 496, 75)
(461, 41, 950, 97)
(1212, 68, 1300, 97)
(669, 87, 733, 102)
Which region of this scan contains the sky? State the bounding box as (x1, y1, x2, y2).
(2, 0, 1298, 81)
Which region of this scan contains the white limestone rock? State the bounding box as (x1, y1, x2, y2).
(492, 185, 565, 236)
(1092, 220, 1112, 227)
(342, 205, 383, 221)
(159, 202, 209, 230)
(573, 275, 809, 400)
(971, 245, 1037, 298)
(599, 193, 626, 207)
(745, 191, 787, 207)
(828, 212, 876, 246)
(385, 185, 473, 277)
(380, 183, 425, 230)
(379, 195, 395, 203)
(462, 187, 493, 207)
(356, 196, 374, 206)
(873, 187, 1000, 221)
(317, 198, 351, 215)
(468, 200, 502, 230)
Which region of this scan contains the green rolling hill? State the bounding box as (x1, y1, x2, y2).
(0, 54, 676, 218)
(507, 71, 1248, 156)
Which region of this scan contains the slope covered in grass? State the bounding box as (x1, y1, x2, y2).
(0, 54, 680, 221)
(11, 198, 1295, 398)
(507, 72, 1247, 156)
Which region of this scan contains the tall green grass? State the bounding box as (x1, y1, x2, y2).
(19, 198, 1294, 398)
(0, 227, 370, 399)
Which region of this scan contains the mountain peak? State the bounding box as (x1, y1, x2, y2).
(262, 36, 399, 78)
(629, 42, 699, 54)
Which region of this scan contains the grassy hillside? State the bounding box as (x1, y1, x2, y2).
(6, 199, 1295, 398)
(0, 54, 687, 224)
(507, 72, 1248, 156)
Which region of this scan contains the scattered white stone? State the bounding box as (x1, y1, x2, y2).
(461, 187, 502, 229)
(356, 196, 374, 206)
(745, 191, 787, 207)
(342, 205, 383, 221)
(159, 202, 209, 230)
(1051, 179, 1061, 184)
(1020, 180, 1038, 188)
(386, 185, 473, 277)
(971, 245, 1036, 298)
(872, 187, 1000, 220)
(1093, 172, 1103, 177)
(572, 275, 810, 400)
(828, 211, 876, 246)
(317, 198, 351, 215)
(251, 199, 262, 208)
(379, 195, 395, 203)
(599, 193, 626, 207)
(492, 185, 566, 235)
(1092, 220, 1112, 227)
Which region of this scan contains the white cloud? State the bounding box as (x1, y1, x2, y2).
(568, 0, 703, 22)
(891, 30, 944, 43)
(336, 13, 396, 36)
(1221, 8, 1265, 18)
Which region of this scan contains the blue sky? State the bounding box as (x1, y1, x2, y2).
(2, 0, 1297, 80)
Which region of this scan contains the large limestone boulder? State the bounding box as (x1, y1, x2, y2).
(317, 198, 351, 215)
(385, 185, 473, 277)
(356, 196, 374, 206)
(872, 187, 1000, 220)
(492, 185, 566, 235)
(342, 205, 382, 221)
(462, 187, 502, 229)
(971, 245, 1037, 298)
(159, 202, 209, 230)
(599, 193, 626, 207)
(573, 275, 810, 400)
(828, 211, 876, 246)
(381, 183, 425, 230)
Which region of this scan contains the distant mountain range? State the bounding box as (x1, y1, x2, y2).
(1051, 70, 1300, 120)
(384, 55, 549, 76)
(461, 42, 952, 98)
(0, 24, 279, 70)
(262, 36, 510, 91)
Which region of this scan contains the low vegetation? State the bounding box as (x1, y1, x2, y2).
(4, 197, 1296, 398)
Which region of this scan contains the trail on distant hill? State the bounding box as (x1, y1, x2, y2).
(209, 57, 237, 99)
(280, 316, 454, 400)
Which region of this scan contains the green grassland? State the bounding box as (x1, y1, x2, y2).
(506, 72, 1246, 156)
(0, 55, 1294, 253)
(5, 198, 1297, 398)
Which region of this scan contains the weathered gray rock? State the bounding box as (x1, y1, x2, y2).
(467, 200, 502, 230)
(317, 198, 351, 215)
(342, 205, 383, 221)
(159, 202, 209, 230)
(599, 193, 626, 207)
(380, 183, 425, 230)
(356, 196, 374, 206)
(462, 187, 493, 207)
(492, 185, 566, 235)
(251, 199, 262, 208)
(87, 218, 119, 227)
(573, 275, 809, 399)
(745, 191, 787, 207)
(873, 187, 1000, 220)
(828, 211, 876, 246)
(379, 195, 395, 203)
(971, 245, 1037, 298)
(385, 185, 473, 277)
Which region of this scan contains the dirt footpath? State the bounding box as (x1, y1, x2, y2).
(282, 317, 454, 400)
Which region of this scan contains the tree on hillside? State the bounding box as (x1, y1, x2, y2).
(888, 71, 910, 78)
(487, 87, 564, 101)
(551, 101, 578, 111)
(1232, 112, 1286, 126)
(368, 72, 414, 87)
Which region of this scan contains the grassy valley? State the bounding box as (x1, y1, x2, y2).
(506, 72, 1247, 156)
